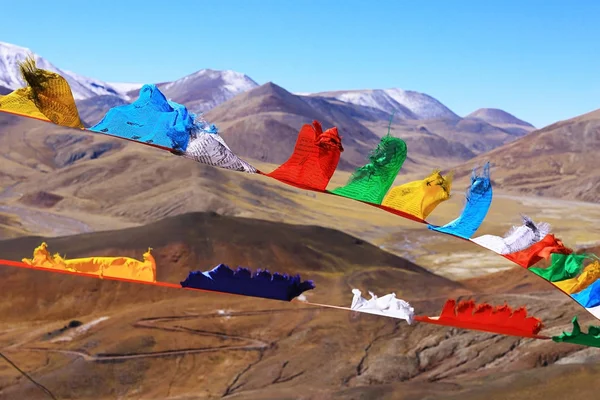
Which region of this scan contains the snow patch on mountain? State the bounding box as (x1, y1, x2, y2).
(159, 68, 259, 113)
(0, 42, 56, 90)
(384, 88, 460, 120)
(312, 88, 460, 120)
(333, 90, 417, 119)
(220, 70, 258, 94)
(107, 82, 144, 95)
(163, 69, 258, 95)
(0, 41, 135, 101)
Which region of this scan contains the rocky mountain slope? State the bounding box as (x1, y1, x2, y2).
(1, 40, 535, 167)
(0, 212, 593, 400)
(467, 108, 536, 136)
(452, 108, 600, 202)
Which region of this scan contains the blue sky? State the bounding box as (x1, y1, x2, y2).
(1, 0, 598, 127)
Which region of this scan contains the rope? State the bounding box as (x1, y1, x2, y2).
(0, 351, 57, 400)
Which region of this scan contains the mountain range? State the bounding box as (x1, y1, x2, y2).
(1, 40, 598, 202)
(2, 41, 600, 400)
(0, 41, 525, 126)
(0, 41, 135, 100)
(459, 108, 600, 202)
(0, 41, 537, 169)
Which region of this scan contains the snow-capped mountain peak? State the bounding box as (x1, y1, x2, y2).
(106, 82, 144, 95)
(332, 89, 418, 119)
(220, 69, 259, 94)
(311, 88, 460, 121)
(0, 41, 51, 90)
(383, 88, 460, 120)
(163, 68, 258, 94)
(1, 41, 260, 121)
(0, 41, 136, 100)
(158, 68, 259, 113)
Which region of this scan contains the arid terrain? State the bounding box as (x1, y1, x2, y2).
(0, 213, 599, 400)
(453, 108, 600, 202)
(1, 95, 600, 398)
(1, 113, 599, 276)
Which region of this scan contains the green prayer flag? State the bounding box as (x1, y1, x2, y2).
(552, 316, 600, 348)
(329, 134, 407, 204)
(530, 253, 589, 282)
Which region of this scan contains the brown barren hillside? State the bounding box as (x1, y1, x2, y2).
(361, 116, 527, 160)
(451, 108, 600, 202)
(0, 212, 595, 400)
(202, 83, 529, 170)
(0, 211, 463, 318)
(466, 108, 536, 136)
(203, 82, 382, 169)
(0, 112, 445, 247)
(2, 112, 600, 278)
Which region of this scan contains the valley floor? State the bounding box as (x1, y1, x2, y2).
(0, 288, 598, 400)
(1, 142, 600, 399)
(1, 180, 598, 280)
